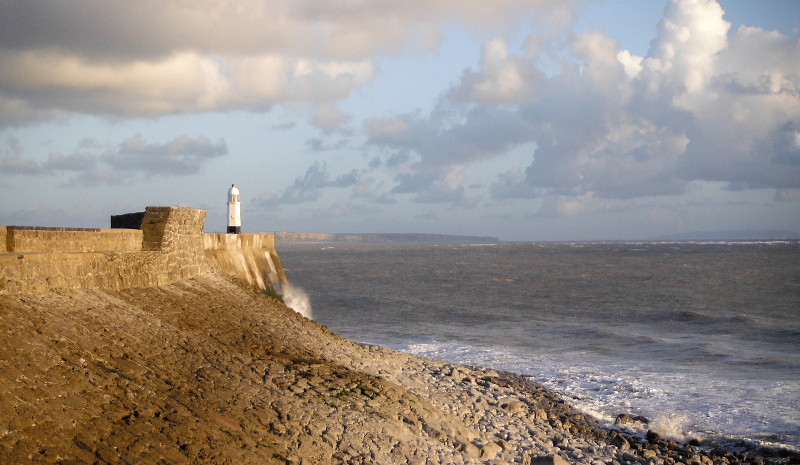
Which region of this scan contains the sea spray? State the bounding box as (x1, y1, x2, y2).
(649, 414, 692, 443)
(283, 284, 313, 319)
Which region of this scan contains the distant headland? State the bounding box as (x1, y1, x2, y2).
(270, 232, 500, 244)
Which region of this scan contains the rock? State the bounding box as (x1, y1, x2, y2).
(616, 414, 634, 425)
(458, 440, 481, 457)
(622, 452, 639, 463)
(531, 455, 569, 465)
(642, 449, 657, 459)
(504, 400, 527, 414)
(616, 414, 650, 425)
(480, 442, 503, 460)
(647, 430, 662, 443)
(612, 434, 631, 450)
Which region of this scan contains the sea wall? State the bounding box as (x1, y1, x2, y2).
(0, 206, 285, 295)
(204, 233, 286, 291)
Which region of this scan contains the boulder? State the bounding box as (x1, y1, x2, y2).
(531, 455, 569, 465)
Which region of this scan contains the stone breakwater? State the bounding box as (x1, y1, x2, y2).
(1, 273, 796, 465)
(1, 206, 285, 295)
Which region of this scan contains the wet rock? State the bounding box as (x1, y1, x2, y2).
(616, 414, 650, 425)
(611, 433, 631, 450)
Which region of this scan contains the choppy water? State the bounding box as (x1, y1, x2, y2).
(278, 241, 800, 450)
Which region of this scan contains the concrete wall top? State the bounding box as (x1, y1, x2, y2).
(4, 227, 143, 254)
(204, 233, 275, 250)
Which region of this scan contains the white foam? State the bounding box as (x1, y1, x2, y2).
(392, 340, 800, 449)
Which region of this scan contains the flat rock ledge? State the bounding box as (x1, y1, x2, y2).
(0, 273, 796, 465)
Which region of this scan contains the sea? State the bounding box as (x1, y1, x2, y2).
(277, 241, 800, 452)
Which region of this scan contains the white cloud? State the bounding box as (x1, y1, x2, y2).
(642, 0, 730, 95)
(364, 0, 800, 210)
(450, 38, 538, 104)
(0, 0, 576, 123)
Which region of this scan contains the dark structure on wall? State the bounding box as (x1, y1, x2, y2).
(110, 211, 146, 230)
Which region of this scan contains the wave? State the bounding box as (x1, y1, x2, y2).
(283, 284, 313, 320)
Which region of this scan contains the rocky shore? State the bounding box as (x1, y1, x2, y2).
(0, 273, 796, 464)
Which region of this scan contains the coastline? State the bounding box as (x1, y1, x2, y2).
(0, 273, 797, 464)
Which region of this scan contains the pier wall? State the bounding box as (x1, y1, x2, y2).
(0, 207, 285, 295)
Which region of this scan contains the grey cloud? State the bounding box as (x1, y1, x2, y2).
(306, 137, 350, 152)
(42, 152, 97, 172)
(351, 177, 396, 204)
(365, 106, 533, 207)
(330, 169, 360, 188)
(0, 134, 226, 186)
(773, 121, 800, 167)
(1, 143, 98, 176)
(272, 121, 297, 131)
(0, 156, 42, 175)
(256, 161, 362, 206)
(366, 106, 532, 168)
(386, 150, 411, 168)
(105, 134, 227, 175)
(391, 168, 482, 208)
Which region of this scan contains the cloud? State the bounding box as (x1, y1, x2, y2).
(363, 0, 800, 211)
(535, 192, 596, 218)
(254, 161, 362, 206)
(305, 137, 350, 152)
(311, 104, 353, 133)
(0, 134, 226, 186)
(352, 177, 396, 204)
(0, 0, 577, 124)
(364, 105, 533, 206)
(105, 134, 227, 175)
(449, 38, 540, 104)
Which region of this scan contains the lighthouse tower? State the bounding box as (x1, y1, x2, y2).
(227, 184, 241, 234)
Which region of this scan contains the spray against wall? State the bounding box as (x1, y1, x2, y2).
(282, 284, 313, 320)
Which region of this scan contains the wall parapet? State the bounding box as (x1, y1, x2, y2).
(1, 206, 285, 295)
(4, 226, 142, 254)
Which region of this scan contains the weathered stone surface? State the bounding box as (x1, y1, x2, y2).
(4, 226, 142, 253)
(1, 206, 285, 296)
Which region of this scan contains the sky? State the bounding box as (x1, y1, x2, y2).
(1, 0, 799, 241)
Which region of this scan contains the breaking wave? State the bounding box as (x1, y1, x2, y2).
(283, 284, 313, 320)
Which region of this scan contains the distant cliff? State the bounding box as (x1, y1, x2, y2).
(272, 231, 500, 244)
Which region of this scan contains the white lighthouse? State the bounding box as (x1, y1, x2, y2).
(227, 184, 241, 234)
